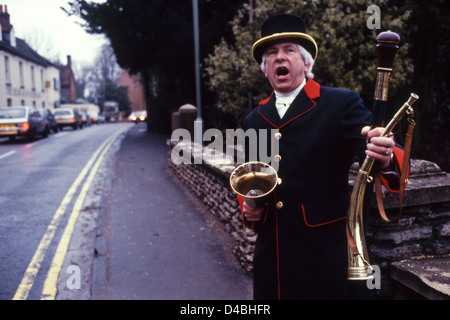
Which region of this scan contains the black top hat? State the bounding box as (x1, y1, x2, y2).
(252, 13, 318, 64)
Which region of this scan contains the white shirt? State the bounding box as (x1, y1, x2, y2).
(274, 79, 306, 118)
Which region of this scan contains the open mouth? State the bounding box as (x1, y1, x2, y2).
(276, 67, 289, 77)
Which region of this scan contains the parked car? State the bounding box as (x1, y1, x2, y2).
(128, 110, 147, 124)
(40, 108, 59, 133)
(0, 106, 49, 141)
(54, 108, 83, 130)
(78, 111, 92, 127)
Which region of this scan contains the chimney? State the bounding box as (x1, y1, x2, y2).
(0, 4, 12, 32)
(67, 55, 72, 68)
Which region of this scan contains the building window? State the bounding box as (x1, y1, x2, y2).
(53, 78, 59, 90)
(21, 100, 25, 106)
(19, 61, 24, 88)
(31, 66, 35, 91)
(5, 56, 10, 84)
(7, 98, 12, 106)
(40, 69, 44, 92)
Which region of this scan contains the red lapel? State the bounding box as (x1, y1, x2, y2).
(257, 79, 320, 129)
(304, 79, 320, 100)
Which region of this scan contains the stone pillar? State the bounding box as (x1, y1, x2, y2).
(171, 111, 180, 132)
(178, 104, 197, 140)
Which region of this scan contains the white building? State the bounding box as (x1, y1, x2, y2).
(0, 4, 60, 109)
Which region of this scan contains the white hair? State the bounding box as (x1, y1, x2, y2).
(260, 44, 315, 79)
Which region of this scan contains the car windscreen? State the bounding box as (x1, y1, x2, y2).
(54, 110, 72, 116)
(0, 108, 26, 119)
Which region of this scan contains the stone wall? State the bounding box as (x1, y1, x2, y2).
(358, 159, 450, 298)
(167, 139, 450, 298)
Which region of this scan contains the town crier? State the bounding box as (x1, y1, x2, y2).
(237, 13, 406, 299)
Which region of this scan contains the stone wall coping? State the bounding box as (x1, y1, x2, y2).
(166, 139, 237, 177)
(349, 159, 450, 209)
(390, 255, 450, 300)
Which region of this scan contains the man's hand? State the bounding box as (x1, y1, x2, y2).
(243, 202, 265, 222)
(361, 126, 395, 170)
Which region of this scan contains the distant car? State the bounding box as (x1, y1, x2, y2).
(78, 111, 92, 127)
(88, 112, 106, 124)
(128, 110, 147, 124)
(54, 108, 83, 130)
(97, 114, 106, 123)
(0, 106, 50, 141)
(41, 108, 59, 133)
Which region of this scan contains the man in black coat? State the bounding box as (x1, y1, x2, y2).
(238, 13, 406, 299)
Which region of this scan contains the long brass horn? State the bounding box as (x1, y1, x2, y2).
(230, 161, 280, 208)
(346, 29, 415, 281)
(347, 93, 418, 280)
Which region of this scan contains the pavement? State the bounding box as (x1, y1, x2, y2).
(88, 123, 253, 300)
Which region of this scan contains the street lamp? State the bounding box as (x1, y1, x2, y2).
(192, 0, 203, 145)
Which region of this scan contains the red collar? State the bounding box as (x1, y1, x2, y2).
(304, 78, 320, 100)
(259, 79, 320, 105)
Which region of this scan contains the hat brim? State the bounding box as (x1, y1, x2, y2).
(252, 32, 318, 64)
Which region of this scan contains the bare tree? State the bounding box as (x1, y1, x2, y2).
(95, 43, 122, 84)
(72, 60, 95, 101)
(71, 43, 122, 104)
(22, 28, 61, 64)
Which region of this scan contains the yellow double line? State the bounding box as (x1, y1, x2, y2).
(13, 127, 128, 300)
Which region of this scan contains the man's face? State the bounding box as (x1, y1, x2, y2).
(263, 42, 309, 93)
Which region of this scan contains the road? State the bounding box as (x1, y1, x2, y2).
(1, 122, 253, 301)
(0, 122, 132, 300)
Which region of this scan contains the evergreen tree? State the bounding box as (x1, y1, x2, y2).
(205, 0, 413, 126)
(66, 0, 245, 133)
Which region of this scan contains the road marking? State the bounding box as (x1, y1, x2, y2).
(41, 127, 127, 300)
(12, 126, 128, 300)
(0, 150, 16, 160)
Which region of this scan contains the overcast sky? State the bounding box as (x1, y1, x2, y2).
(2, 0, 107, 66)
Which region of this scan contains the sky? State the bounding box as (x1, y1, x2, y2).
(2, 0, 107, 67)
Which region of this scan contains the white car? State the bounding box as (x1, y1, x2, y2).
(54, 108, 82, 130)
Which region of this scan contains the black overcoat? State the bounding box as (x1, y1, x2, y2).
(242, 79, 372, 299)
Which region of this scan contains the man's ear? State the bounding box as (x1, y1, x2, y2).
(304, 64, 310, 74)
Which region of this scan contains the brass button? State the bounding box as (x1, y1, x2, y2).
(274, 132, 282, 140)
(276, 201, 283, 209)
(274, 154, 282, 162)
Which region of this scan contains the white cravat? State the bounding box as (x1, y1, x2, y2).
(274, 79, 306, 118)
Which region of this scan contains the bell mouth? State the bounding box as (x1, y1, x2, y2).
(229, 161, 278, 199)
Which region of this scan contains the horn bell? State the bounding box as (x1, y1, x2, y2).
(230, 161, 279, 207)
